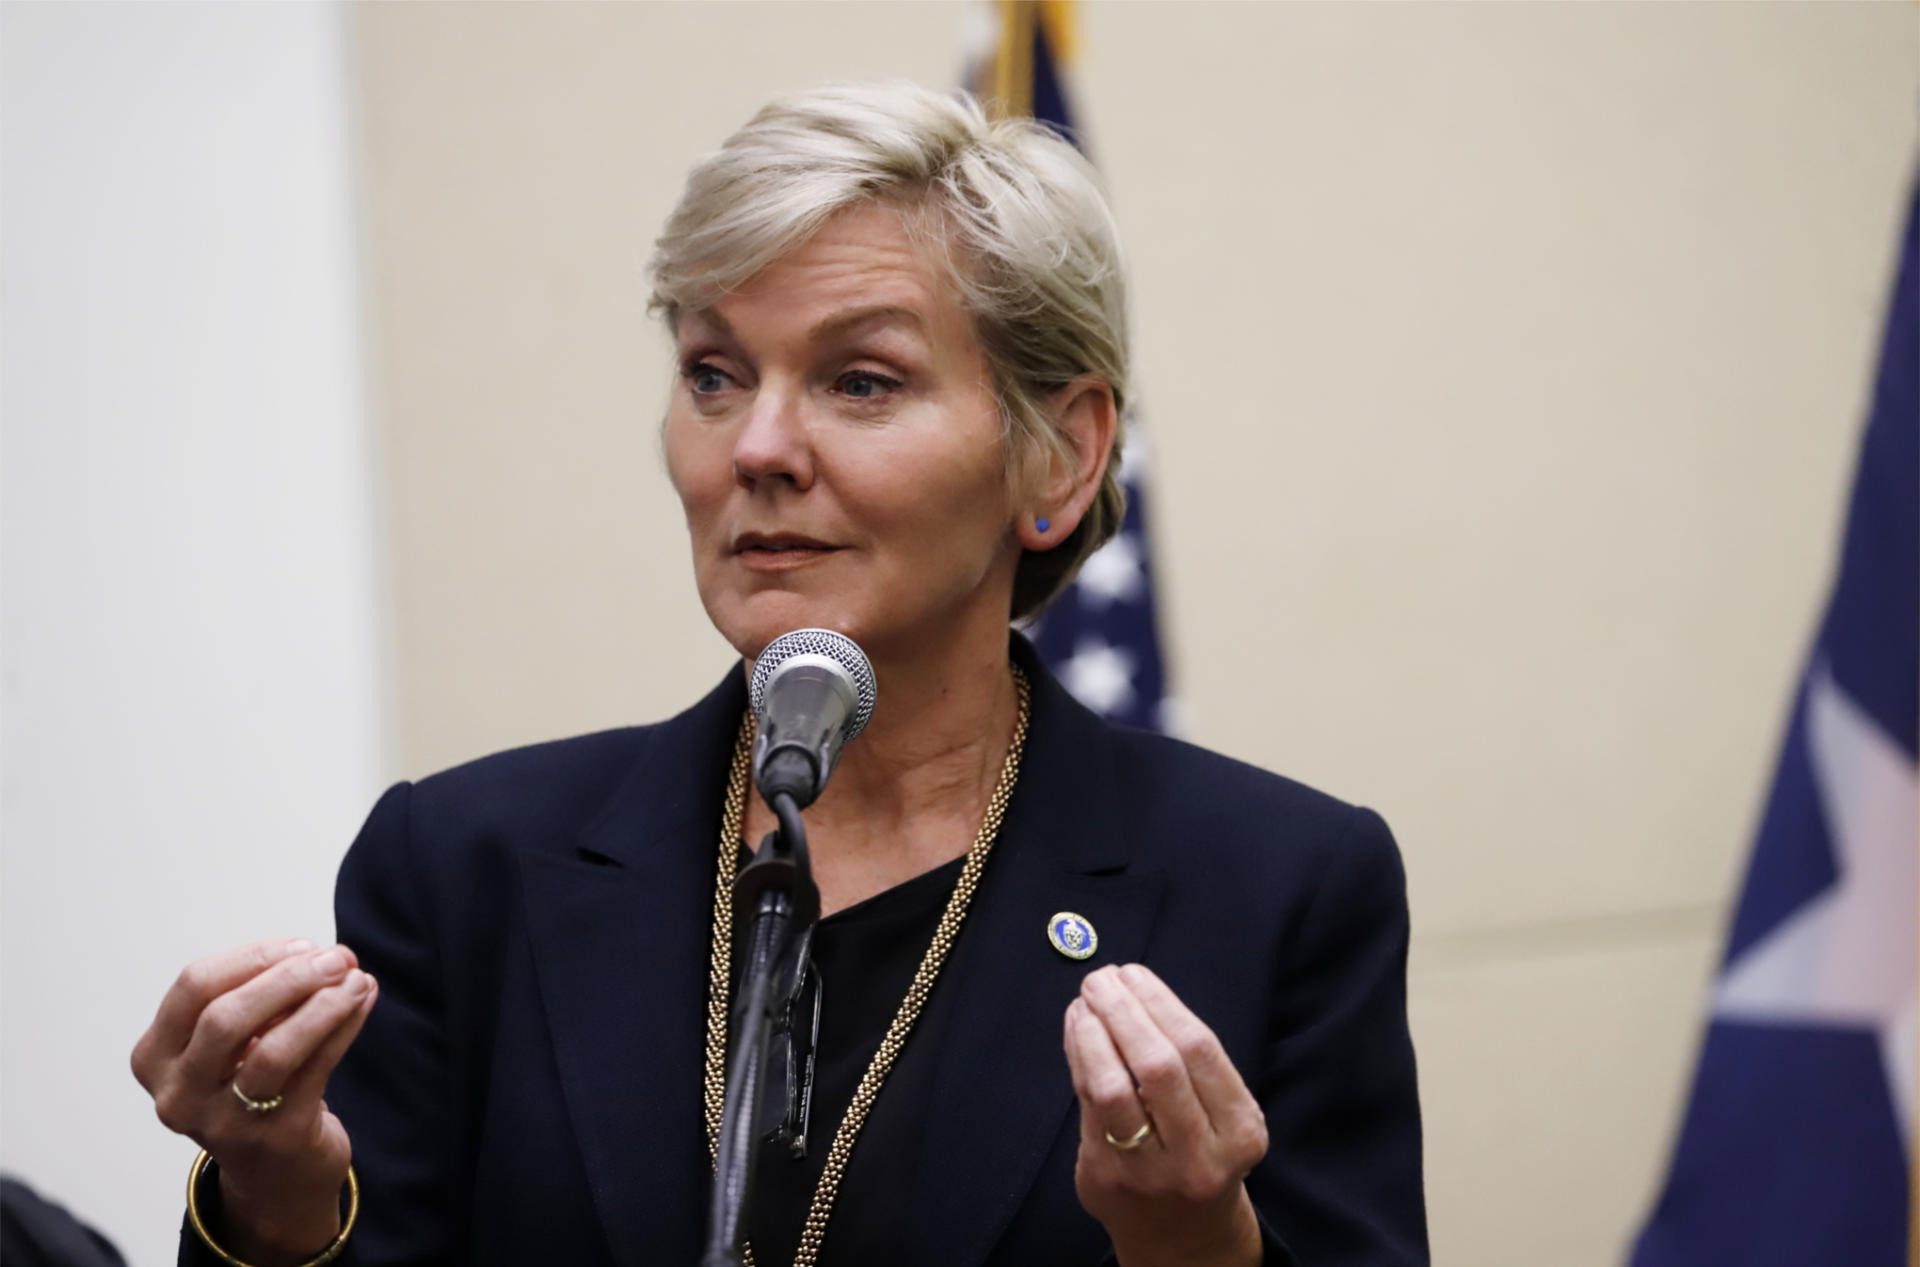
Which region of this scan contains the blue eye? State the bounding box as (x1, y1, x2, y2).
(686, 363, 729, 394)
(839, 371, 899, 400)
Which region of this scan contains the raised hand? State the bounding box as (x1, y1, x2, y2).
(131, 938, 378, 1265)
(1064, 963, 1268, 1267)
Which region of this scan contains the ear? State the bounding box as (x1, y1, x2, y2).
(1013, 376, 1118, 552)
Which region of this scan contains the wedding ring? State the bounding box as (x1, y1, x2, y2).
(231, 1079, 284, 1115)
(1104, 1121, 1153, 1151)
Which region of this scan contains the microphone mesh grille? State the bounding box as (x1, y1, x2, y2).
(748, 628, 877, 742)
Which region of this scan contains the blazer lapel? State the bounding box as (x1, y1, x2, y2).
(901, 645, 1165, 1265)
(520, 669, 748, 1267)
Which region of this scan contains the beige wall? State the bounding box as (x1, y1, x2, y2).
(352, 3, 1919, 1263)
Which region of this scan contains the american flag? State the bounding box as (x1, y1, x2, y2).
(966, 0, 1175, 734)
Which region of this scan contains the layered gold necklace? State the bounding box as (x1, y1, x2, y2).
(702, 665, 1032, 1267)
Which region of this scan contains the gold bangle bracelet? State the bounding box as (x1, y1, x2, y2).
(186, 1150, 359, 1267)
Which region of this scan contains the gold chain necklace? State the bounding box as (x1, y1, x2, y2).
(703, 665, 1031, 1267)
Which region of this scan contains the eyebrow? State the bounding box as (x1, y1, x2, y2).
(680, 304, 928, 347)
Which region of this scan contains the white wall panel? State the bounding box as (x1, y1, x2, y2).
(0, 4, 387, 1258)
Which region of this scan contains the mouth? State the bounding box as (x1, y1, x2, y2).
(732, 532, 843, 568)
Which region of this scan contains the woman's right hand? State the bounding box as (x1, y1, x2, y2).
(131, 938, 379, 1266)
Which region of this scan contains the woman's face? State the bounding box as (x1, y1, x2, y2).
(664, 204, 1021, 667)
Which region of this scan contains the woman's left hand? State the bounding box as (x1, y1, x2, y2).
(1064, 963, 1268, 1267)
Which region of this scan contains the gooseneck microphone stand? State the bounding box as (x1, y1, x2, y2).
(704, 628, 870, 1266)
(701, 786, 819, 1267)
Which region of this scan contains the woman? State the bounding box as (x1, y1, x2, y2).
(133, 82, 1425, 1267)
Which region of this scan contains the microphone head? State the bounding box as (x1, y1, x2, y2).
(749, 628, 877, 742)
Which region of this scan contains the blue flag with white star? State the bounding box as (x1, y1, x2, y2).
(1630, 179, 1918, 1266)
(966, 0, 1174, 733)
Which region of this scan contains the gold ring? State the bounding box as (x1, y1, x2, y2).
(1104, 1121, 1153, 1151)
(231, 1079, 284, 1115)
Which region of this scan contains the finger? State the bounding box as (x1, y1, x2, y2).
(1065, 997, 1154, 1146)
(278, 974, 378, 1107)
(238, 971, 377, 1110)
(1080, 965, 1208, 1148)
(238, 1005, 302, 1064)
(1062, 999, 1097, 1142)
(147, 939, 316, 1058)
(179, 945, 359, 1087)
(1117, 964, 1255, 1129)
(1063, 997, 1107, 1125)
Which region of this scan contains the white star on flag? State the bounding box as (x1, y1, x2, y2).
(1073, 533, 1144, 608)
(1119, 423, 1150, 487)
(1714, 661, 1919, 1155)
(1061, 636, 1137, 717)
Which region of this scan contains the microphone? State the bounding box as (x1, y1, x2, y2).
(748, 628, 877, 808)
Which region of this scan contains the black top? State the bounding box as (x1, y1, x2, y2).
(747, 855, 967, 1266)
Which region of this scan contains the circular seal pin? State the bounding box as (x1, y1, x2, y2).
(1046, 911, 1098, 961)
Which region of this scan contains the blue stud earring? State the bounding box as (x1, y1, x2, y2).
(1036, 517, 1050, 533)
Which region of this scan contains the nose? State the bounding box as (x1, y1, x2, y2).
(731, 380, 814, 492)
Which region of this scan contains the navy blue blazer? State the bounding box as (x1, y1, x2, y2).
(182, 641, 1426, 1265)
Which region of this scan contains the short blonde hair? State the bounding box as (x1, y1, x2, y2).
(648, 81, 1129, 620)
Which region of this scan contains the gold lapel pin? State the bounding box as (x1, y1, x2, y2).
(1046, 911, 1098, 960)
